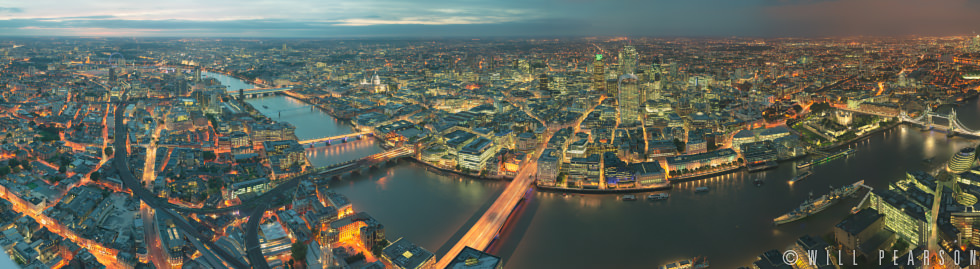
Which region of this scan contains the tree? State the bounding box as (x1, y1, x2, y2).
(104, 147, 114, 156)
(58, 166, 67, 174)
(203, 151, 217, 161)
(372, 240, 390, 256)
(207, 177, 224, 194)
(20, 163, 30, 171)
(0, 166, 9, 177)
(90, 171, 101, 181)
(707, 143, 719, 152)
(810, 102, 832, 114)
(344, 253, 366, 264)
(291, 242, 307, 263)
(673, 138, 686, 153)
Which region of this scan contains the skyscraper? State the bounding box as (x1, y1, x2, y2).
(618, 74, 641, 127)
(971, 35, 980, 53)
(592, 54, 605, 91)
(108, 67, 116, 82)
(618, 45, 638, 76)
(538, 74, 549, 92)
(516, 59, 530, 74)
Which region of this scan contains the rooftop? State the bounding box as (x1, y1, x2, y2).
(380, 238, 434, 269)
(835, 208, 883, 236)
(446, 246, 502, 269)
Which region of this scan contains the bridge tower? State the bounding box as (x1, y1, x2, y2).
(922, 105, 933, 127)
(950, 109, 958, 133)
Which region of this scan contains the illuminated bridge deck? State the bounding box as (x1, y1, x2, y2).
(299, 131, 374, 145)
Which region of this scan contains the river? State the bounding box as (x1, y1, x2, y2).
(209, 71, 980, 268)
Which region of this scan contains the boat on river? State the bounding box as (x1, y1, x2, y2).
(773, 180, 863, 225)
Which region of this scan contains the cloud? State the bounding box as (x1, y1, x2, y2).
(0, 0, 977, 37)
(0, 7, 23, 13)
(759, 0, 838, 6)
(0, 16, 590, 37)
(761, 0, 980, 36)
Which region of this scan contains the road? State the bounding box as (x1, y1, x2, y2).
(140, 204, 168, 267)
(245, 202, 272, 269)
(434, 136, 549, 268)
(111, 98, 249, 269)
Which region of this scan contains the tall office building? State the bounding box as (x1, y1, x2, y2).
(538, 74, 549, 92)
(867, 189, 931, 246)
(971, 35, 980, 53)
(592, 54, 606, 91)
(516, 59, 530, 74)
(548, 75, 567, 95)
(108, 67, 117, 82)
(618, 74, 641, 127)
(618, 45, 638, 75)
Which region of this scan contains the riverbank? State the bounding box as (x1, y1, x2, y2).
(281, 91, 354, 119)
(667, 165, 745, 184)
(408, 157, 513, 181)
(819, 121, 901, 152)
(535, 184, 671, 194)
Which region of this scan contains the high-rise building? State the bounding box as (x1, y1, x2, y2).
(548, 75, 566, 95)
(538, 74, 549, 92)
(618, 74, 641, 127)
(971, 35, 980, 53)
(536, 149, 562, 186)
(516, 59, 530, 74)
(618, 45, 638, 76)
(867, 189, 931, 246)
(108, 67, 116, 82)
(949, 147, 977, 174)
(592, 54, 606, 91)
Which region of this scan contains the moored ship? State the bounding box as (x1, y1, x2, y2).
(648, 193, 669, 201)
(788, 171, 813, 185)
(773, 180, 864, 225)
(660, 257, 710, 269)
(796, 160, 812, 169)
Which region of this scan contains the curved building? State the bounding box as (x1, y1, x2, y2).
(948, 147, 977, 174)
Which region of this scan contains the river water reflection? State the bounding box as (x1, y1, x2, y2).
(227, 70, 980, 267)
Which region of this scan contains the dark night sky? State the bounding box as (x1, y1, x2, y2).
(1, 0, 980, 37)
